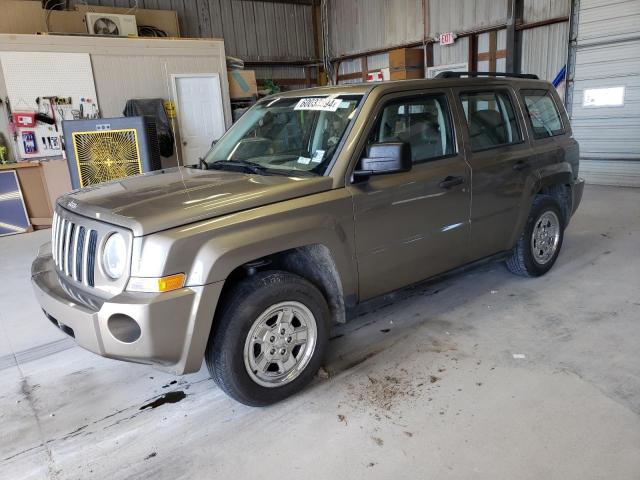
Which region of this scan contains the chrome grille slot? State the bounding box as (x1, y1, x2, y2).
(87, 230, 98, 287)
(51, 212, 59, 264)
(75, 226, 86, 282)
(58, 218, 67, 269)
(63, 221, 72, 275)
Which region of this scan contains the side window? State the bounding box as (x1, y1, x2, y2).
(372, 94, 455, 163)
(460, 90, 522, 151)
(521, 89, 564, 139)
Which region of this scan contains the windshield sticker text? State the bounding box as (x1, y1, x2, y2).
(294, 97, 342, 112)
(311, 150, 325, 163)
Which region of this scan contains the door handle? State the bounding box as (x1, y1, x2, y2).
(439, 175, 464, 189)
(513, 160, 530, 171)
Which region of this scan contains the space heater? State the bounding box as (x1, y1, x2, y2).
(62, 116, 161, 189)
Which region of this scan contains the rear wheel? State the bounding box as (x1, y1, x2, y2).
(506, 195, 564, 277)
(206, 271, 330, 406)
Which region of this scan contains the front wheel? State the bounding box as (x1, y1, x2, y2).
(205, 271, 330, 406)
(506, 195, 565, 277)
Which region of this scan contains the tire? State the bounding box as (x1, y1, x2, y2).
(506, 195, 565, 277)
(205, 270, 330, 406)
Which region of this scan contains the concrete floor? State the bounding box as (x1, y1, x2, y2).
(1, 184, 639, 480)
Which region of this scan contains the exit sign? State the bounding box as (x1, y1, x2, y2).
(439, 32, 455, 45)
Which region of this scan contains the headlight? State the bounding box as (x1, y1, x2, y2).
(102, 233, 127, 279)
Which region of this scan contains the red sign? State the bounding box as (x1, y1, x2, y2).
(366, 71, 384, 82)
(13, 112, 36, 128)
(439, 32, 455, 45)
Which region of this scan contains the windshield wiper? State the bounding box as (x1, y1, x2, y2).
(208, 160, 271, 175)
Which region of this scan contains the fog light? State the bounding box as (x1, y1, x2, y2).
(127, 273, 186, 293)
(108, 314, 141, 343)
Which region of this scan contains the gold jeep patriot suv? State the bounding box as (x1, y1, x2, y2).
(32, 72, 584, 406)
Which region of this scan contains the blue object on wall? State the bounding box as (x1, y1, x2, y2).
(552, 65, 567, 88)
(0, 170, 30, 236)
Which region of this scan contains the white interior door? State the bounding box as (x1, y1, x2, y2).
(173, 74, 226, 166)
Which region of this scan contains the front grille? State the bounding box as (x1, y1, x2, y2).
(52, 211, 98, 287)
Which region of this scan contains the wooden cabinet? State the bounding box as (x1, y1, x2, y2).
(0, 160, 72, 229)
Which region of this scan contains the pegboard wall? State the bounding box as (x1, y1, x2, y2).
(0, 51, 100, 160)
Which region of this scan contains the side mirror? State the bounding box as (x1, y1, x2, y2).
(354, 142, 412, 177)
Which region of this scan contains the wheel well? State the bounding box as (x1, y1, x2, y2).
(218, 244, 347, 324)
(536, 183, 571, 223)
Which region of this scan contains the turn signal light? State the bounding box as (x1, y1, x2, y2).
(158, 273, 186, 292)
(127, 273, 186, 293)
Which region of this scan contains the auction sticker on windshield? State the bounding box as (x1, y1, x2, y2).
(294, 97, 342, 112)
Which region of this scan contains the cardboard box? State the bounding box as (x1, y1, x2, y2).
(46, 10, 86, 34)
(0, 1, 44, 34)
(389, 48, 424, 69)
(389, 68, 425, 81)
(0, 2, 179, 37)
(228, 70, 258, 99)
(0, 1, 86, 34)
(74, 5, 180, 37)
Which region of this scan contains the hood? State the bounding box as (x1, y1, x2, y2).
(58, 167, 333, 236)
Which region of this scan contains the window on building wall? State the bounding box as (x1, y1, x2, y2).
(460, 90, 522, 151)
(582, 86, 625, 107)
(521, 89, 565, 139)
(370, 94, 456, 163)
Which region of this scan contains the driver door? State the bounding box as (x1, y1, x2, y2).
(347, 90, 472, 300)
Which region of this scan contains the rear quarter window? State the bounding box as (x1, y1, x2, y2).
(460, 90, 522, 152)
(520, 89, 565, 139)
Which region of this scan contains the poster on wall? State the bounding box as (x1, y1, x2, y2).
(0, 52, 100, 161)
(0, 170, 30, 236)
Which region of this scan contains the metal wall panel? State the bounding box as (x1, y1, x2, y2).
(328, 0, 508, 58)
(521, 22, 569, 80)
(328, 0, 424, 57)
(252, 65, 316, 91)
(367, 53, 390, 71)
(432, 36, 469, 66)
(428, 0, 507, 34)
(522, 0, 570, 23)
(70, 0, 316, 61)
(577, 0, 640, 45)
(338, 58, 362, 84)
(570, 0, 640, 186)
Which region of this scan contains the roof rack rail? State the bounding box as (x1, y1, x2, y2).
(434, 71, 539, 80)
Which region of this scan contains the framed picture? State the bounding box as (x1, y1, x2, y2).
(0, 170, 31, 236)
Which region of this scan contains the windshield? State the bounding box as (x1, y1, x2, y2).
(204, 95, 363, 176)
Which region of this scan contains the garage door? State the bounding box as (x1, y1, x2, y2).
(569, 0, 640, 186)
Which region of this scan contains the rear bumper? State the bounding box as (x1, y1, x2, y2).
(572, 177, 585, 216)
(31, 243, 223, 374)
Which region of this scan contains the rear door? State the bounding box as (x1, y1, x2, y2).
(452, 86, 533, 260)
(347, 89, 471, 300)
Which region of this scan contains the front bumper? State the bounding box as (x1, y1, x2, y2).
(31, 244, 223, 374)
